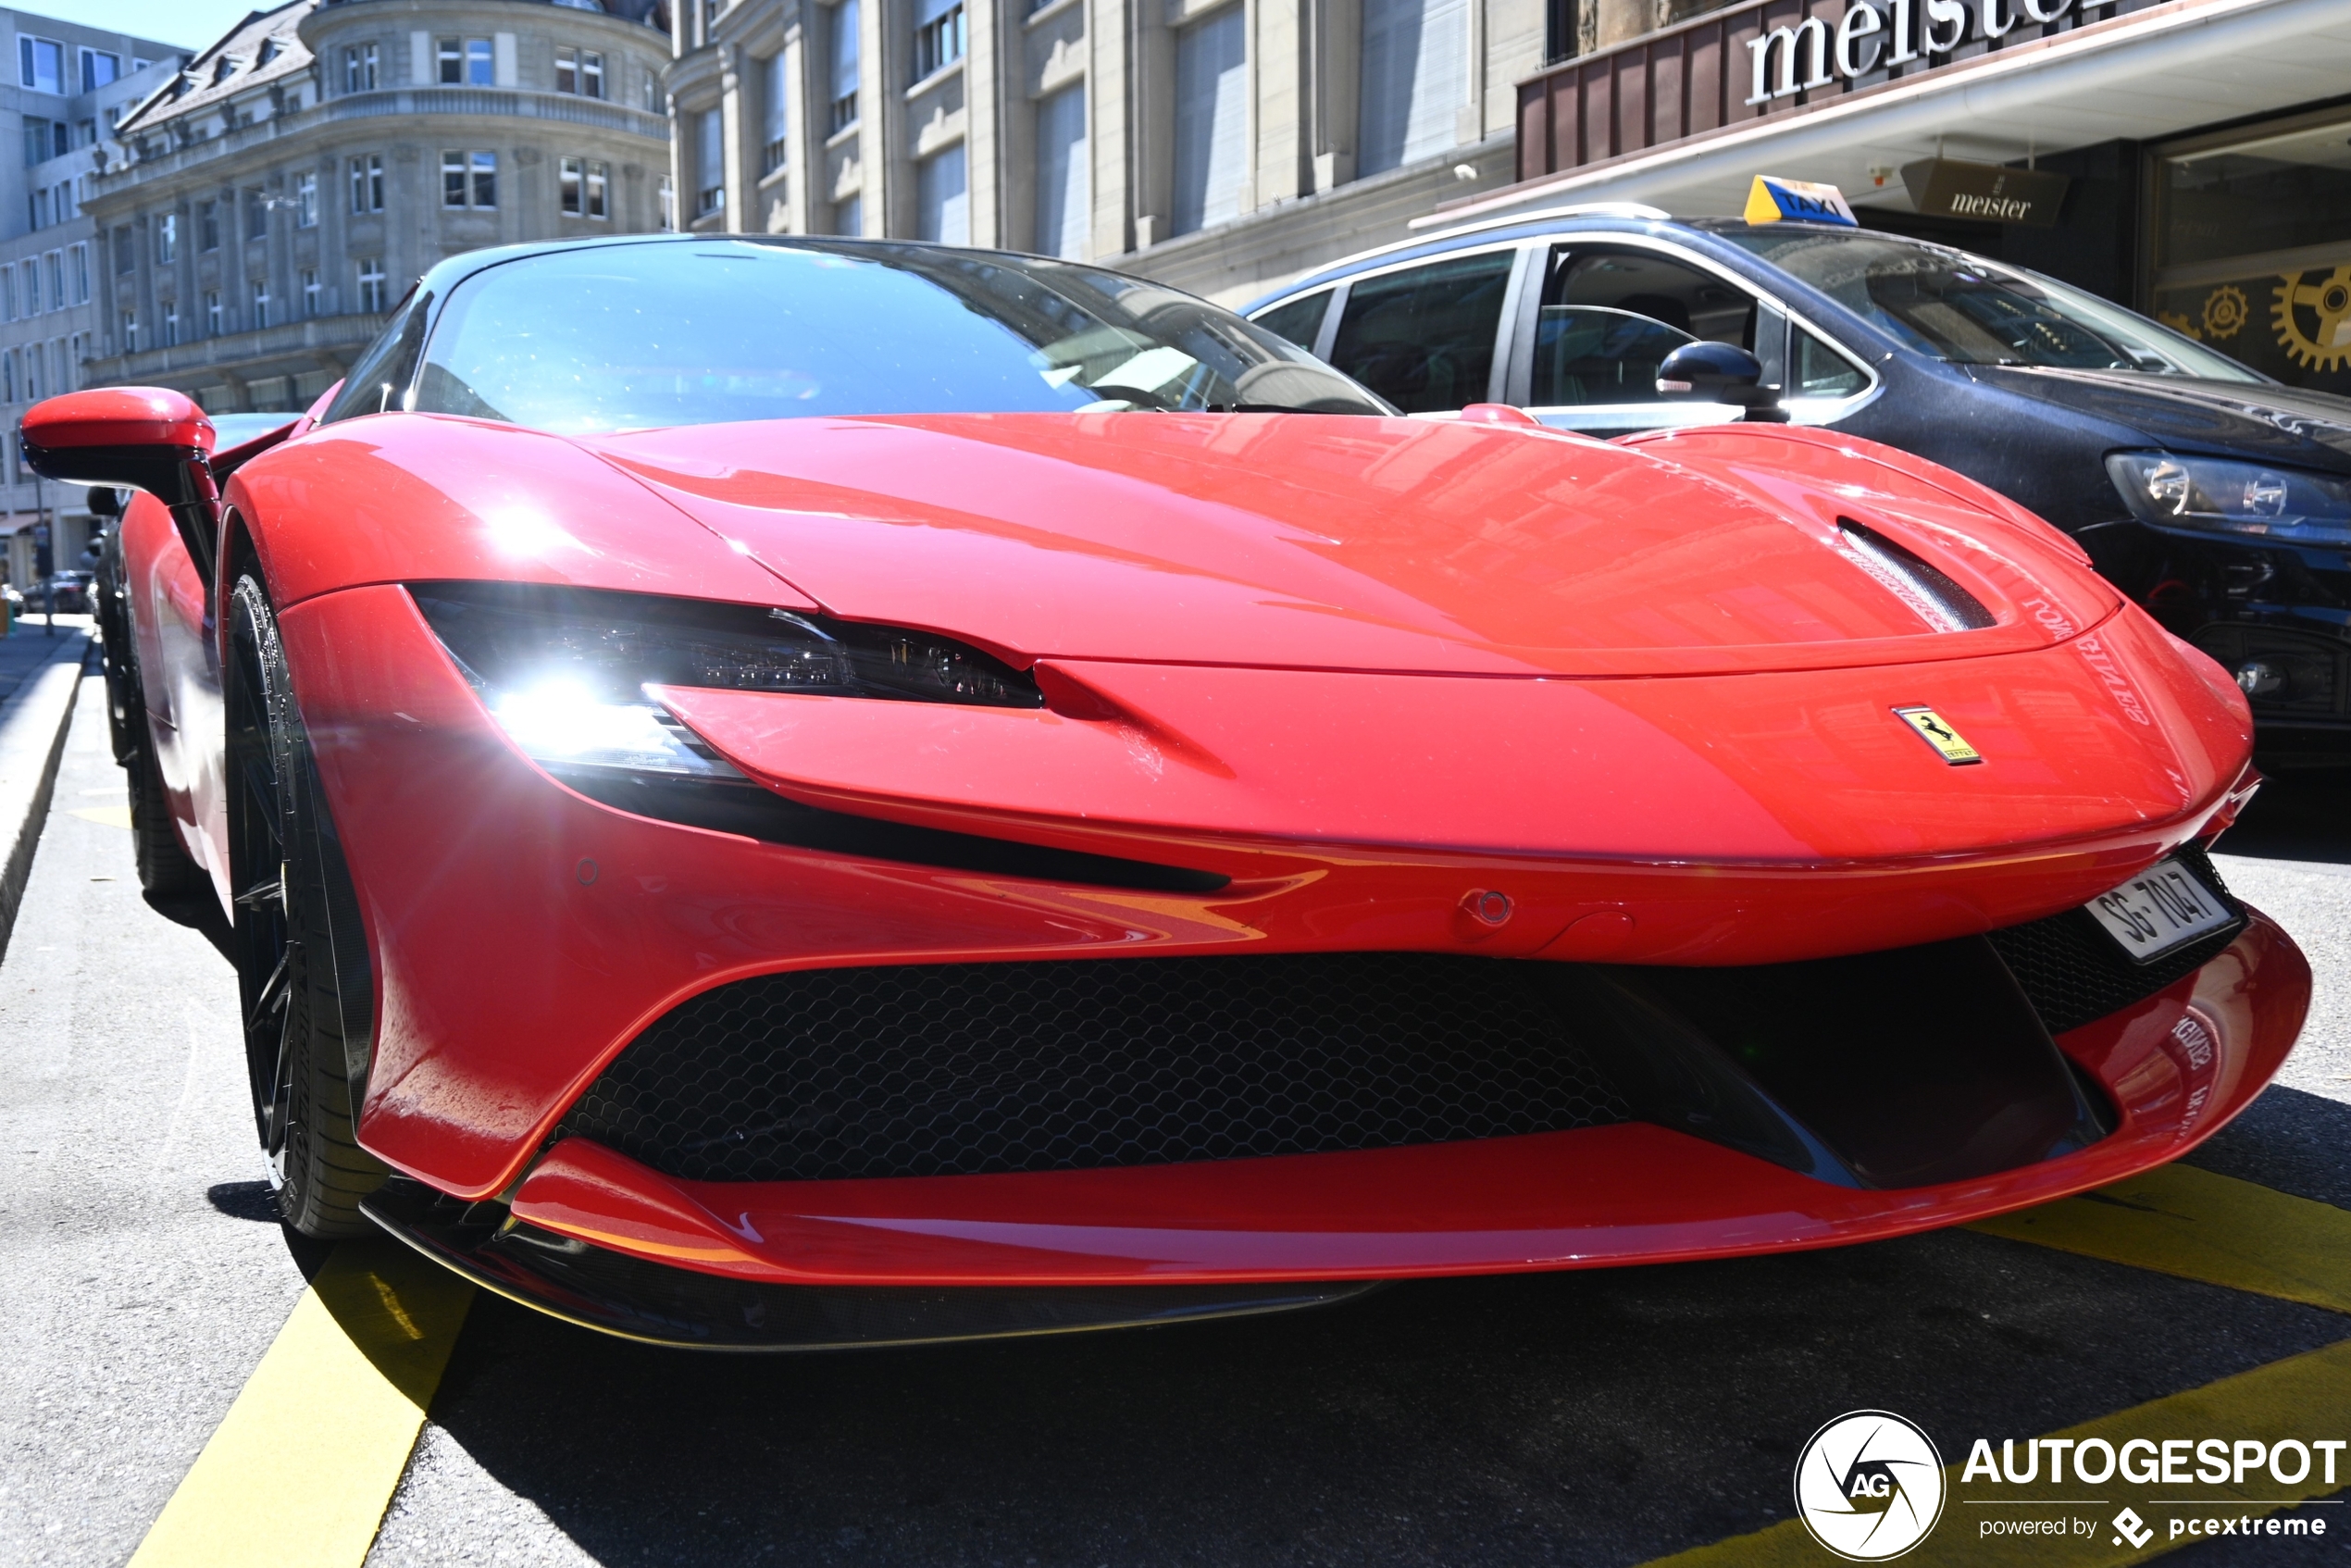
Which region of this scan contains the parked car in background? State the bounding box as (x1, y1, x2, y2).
(1247, 206, 2351, 765)
(42, 572, 93, 615)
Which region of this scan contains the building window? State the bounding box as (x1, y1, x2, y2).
(80, 47, 120, 92)
(44, 252, 59, 309)
(18, 36, 63, 94)
(199, 201, 219, 250)
(351, 154, 384, 213)
(443, 150, 497, 207)
(560, 155, 584, 214)
(696, 107, 724, 215)
(164, 300, 180, 345)
(467, 37, 494, 84)
(156, 212, 178, 262)
(3, 350, 13, 402)
(206, 290, 222, 335)
(761, 50, 789, 173)
(357, 256, 386, 313)
(20, 259, 36, 314)
(827, 0, 860, 134)
(22, 344, 38, 402)
(658, 175, 675, 231)
(557, 46, 605, 97)
(1, 268, 11, 320)
(23, 116, 67, 163)
(916, 143, 967, 244)
(302, 268, 320, 317)
(913, 0, 964, 82)
(1036, 83, 1087, 258)
(68, 243, 87, 304)
(1359, 0, 1467, 177)
(1172, 6, 1247, 237)
(251, 278, 269, 329)
(586, 160, 608, 218)
(245, 190, 267, 240)
(121, 311, 137, 352)
(294, 171, 317, 227)
(113, 225, 133, 274)
(343, 43, 378, 92)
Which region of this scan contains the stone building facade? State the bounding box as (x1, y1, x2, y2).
(81, 0, 674, 417)
(665, 0, 1543, 305)
(1, 15, 184, 585)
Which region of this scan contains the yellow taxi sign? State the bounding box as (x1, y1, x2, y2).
(1894, 706, 1982, 765)
(1744, 175, 1860, 227)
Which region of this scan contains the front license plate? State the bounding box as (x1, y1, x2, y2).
(2084, 857, 2234, 964)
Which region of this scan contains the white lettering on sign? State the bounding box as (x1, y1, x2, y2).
(1748, 0, 2091, 104)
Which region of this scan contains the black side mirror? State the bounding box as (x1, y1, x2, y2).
(1657, 342, 1788, 424)
(85, 486, 122, 518)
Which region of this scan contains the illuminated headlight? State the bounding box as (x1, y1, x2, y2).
(2107, 451, 2351, 547)
(412, 582, 1041, 778)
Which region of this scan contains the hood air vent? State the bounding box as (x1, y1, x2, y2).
(1835, 519, 1996, 633)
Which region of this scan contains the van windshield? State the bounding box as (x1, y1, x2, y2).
(1719, 229, 2265, 382)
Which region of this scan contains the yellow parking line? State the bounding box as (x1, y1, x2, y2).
(1968, 1163, 2351, 1315)
(126, 1239, 474, 1568)
(1640, 1337, 2351, 1566)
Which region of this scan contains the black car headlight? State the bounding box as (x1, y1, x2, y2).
(2107, 451, 2351, 547)
(412, 582, 1041, 778)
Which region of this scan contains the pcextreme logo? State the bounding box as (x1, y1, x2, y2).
(1794, 1411, 1947, 1561)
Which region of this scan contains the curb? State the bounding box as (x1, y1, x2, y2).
(0, 631, 91, 966)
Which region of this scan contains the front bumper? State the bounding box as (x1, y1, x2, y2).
(357, 912, 2306, 1345)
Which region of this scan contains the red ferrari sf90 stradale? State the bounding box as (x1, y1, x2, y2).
(33, 236, 2307, 1349)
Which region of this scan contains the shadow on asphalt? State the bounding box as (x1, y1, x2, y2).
(141, 887, 233, 965)
(379, 1213, 2351, 1566)
(205, 1180, 280, 1224)
(2218, 770, 2351, 865)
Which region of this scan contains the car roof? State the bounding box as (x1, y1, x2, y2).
(1241, 213, 1881, 313)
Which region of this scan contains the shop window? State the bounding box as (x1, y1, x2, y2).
(1328, 249, 1513, 412)
(2153, 112, 2351, 396)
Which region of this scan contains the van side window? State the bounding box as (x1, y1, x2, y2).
(1252, 289, 1333, 354)
(1532, 247, 1755, 406)
(1326, 250, 1514, 413)
(1794, 327, 1867, 398)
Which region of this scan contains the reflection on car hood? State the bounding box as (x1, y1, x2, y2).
(583, 412, 2109, 677)
(1971, 367, 2351, 471)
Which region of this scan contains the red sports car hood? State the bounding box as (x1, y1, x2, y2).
(581, 413, 2120, 678)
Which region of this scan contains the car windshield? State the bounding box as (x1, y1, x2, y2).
(1717, 228, 2264, 381)
(408, 239, 1393, 434)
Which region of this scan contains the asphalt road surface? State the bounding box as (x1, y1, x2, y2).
(5, 676, 2350, 1566)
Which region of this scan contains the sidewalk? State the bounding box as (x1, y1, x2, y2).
(0, 620, 91, 961)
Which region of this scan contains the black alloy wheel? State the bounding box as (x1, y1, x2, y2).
(226, 572, 386, 1237)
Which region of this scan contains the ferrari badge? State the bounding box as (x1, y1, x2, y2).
(1893, 706, 1982, 765)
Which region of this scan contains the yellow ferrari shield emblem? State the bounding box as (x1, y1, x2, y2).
(1893, 706, 1982, 765)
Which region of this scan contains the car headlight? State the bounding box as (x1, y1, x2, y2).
(2107, 451, 2351, 547)
(412, 582, 1041, 778)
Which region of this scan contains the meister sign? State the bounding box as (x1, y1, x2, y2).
(1899, 158, 2071, 225)
(1748, 0, 2120, 104)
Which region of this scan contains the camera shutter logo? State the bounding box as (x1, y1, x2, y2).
(1793, 1411, 1947, 1560)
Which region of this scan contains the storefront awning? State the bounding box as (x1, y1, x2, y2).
(1423, 0, 2351, 227)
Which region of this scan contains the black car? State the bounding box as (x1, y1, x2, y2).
(1245, 208, 2351, 765)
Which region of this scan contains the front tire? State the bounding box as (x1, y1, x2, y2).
(226, 573, 386, 1238)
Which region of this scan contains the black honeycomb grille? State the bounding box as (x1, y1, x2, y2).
(1987, 843, 2245, 1036)
(557, 952, 1632, 1183)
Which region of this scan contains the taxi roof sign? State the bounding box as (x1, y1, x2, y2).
(1744, 176, 1858, 228)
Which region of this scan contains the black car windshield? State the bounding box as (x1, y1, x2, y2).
(407, 239, 1393, 433)
(1717, 229, 2263, 381)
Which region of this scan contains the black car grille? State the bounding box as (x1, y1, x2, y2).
(1984, 843, 2244, 1036)
(558, 852, 2246, 1186)
(557, 952, 1634, 1183)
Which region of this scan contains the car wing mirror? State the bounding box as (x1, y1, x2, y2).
(22, 388, 221, 588)
(1656, 342, 1789, 424)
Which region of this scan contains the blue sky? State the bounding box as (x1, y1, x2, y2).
(51, 0, 269, 57)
